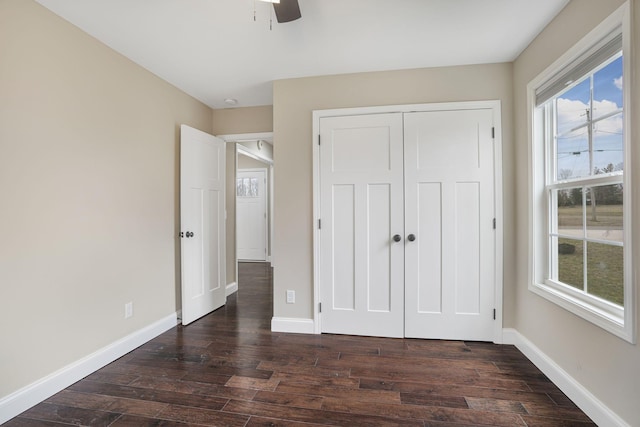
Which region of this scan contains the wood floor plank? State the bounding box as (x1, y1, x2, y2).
(321, 397, 527, 426)
(109, 414, 197, 426)
(277, 382, 401, 404)
(3, 418, 72, 427)
(224, 399, 424, 427)
(256, 361, 351, 378)
(105, 397, 171, 418)
(520, 415, 597, 427)
(464, 397, 528, 414)
(349, 366, 482, 384)
(97, 363, 189, 380)
(244, 417, 334, 427)
(46, 390, 170, 417)
(273, 372, 361, 389)
(547, 391, 582, 409)
(45, 390, 117, 412)
(19, 403, 122, 426)
(155, 404, 250, 426)
(127, 375, 258, 400)
(83, 372, 140, 386)
(6, 262, 595, 427)
(399, 393, 469, 409)
(225, 375, 281, 391)
(331, 352, 501, 372)
(68, 381, 229, 410)
(362, 379, 559, 406)
(180, 371, 233, 386)
(252, 390, 325, 409)
(521, 401, 595, 422)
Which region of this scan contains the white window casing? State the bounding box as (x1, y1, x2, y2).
(526, 3, 635, 343)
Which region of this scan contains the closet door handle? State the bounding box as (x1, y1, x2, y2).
(392, 234, 402, 242)
(407, 234, 416, 242)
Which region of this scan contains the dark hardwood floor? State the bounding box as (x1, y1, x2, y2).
(6, 262, 595, 426)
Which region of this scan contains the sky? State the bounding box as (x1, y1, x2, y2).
(555, 55, 623, 179)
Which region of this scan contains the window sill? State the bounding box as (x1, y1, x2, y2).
(529, 281, 633, 343)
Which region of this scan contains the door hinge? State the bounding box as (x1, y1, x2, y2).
(318, 135, 321, 145)
(319, 302, 322, 313)
(493, 309, 496, 320)
(491, 127, 495, 139)
(493, 218, 496, 229)
(318, 219, 321, 229)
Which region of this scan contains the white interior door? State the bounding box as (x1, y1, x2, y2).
(319, 113, 405, 338)
(180, 125, 226, 326)
(236, 168, 267, 261)
(404, 109, 495, 341)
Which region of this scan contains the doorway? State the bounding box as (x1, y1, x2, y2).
(219, 132, 274, 294)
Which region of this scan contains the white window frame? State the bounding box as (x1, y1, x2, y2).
(527, 3, 635, 343)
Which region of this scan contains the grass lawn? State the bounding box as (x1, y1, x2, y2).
(557, 237, 624, 306)
(557, 204, 623, 229)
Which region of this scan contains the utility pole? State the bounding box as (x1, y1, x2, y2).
(586, 107, 597, 221)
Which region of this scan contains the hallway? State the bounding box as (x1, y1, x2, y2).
(7, 263, 594, 426)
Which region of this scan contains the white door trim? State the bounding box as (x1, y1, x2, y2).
(312, 101, 504, 343)
(219, 132, 273, 279)
(219, 132, 273, 146)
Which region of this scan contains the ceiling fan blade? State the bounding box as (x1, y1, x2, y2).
(273, 0, 301, 23)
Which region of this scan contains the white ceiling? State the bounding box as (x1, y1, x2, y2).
(35, 0, 569, 109)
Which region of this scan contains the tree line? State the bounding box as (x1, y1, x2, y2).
(557, 163, 623, 208)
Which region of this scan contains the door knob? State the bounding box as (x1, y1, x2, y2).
(407, 234, 416, 242)
(393, 234, 402, 242)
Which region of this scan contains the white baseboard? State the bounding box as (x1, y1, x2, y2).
(503, 328, 630, 427)
(271, 317, 315, 334)
(226, 281, 238, 296)
(0, 312, 179, 424)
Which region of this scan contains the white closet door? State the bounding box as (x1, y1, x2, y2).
(319, 113, 405, 337)
(403, 109, 495, 341)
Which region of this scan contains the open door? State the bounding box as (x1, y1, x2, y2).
(180, 125, 226, 325)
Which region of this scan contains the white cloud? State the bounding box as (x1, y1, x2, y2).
(556, 97, 621, 134)
(614, 76, 623, 90)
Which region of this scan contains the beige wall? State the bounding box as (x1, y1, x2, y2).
(212, 106, 273, 285)
(513, 0, 639, 425)
(212, 105, 273, 136)
(238, 153, 269, 169)
(273, 64, 515, 320)
(0, 0, 212, 398)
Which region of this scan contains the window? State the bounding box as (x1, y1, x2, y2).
(528, 5, 634, 343)
(237, 177, 259, 198)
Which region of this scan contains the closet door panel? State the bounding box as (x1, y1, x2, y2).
(416, 182, 443, 314)
(319, 113, 404, 338)
(404, 109, 495, 341)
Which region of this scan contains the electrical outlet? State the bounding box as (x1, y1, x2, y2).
(286, 290, 295, 304)
(124, 302, 133, 319)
